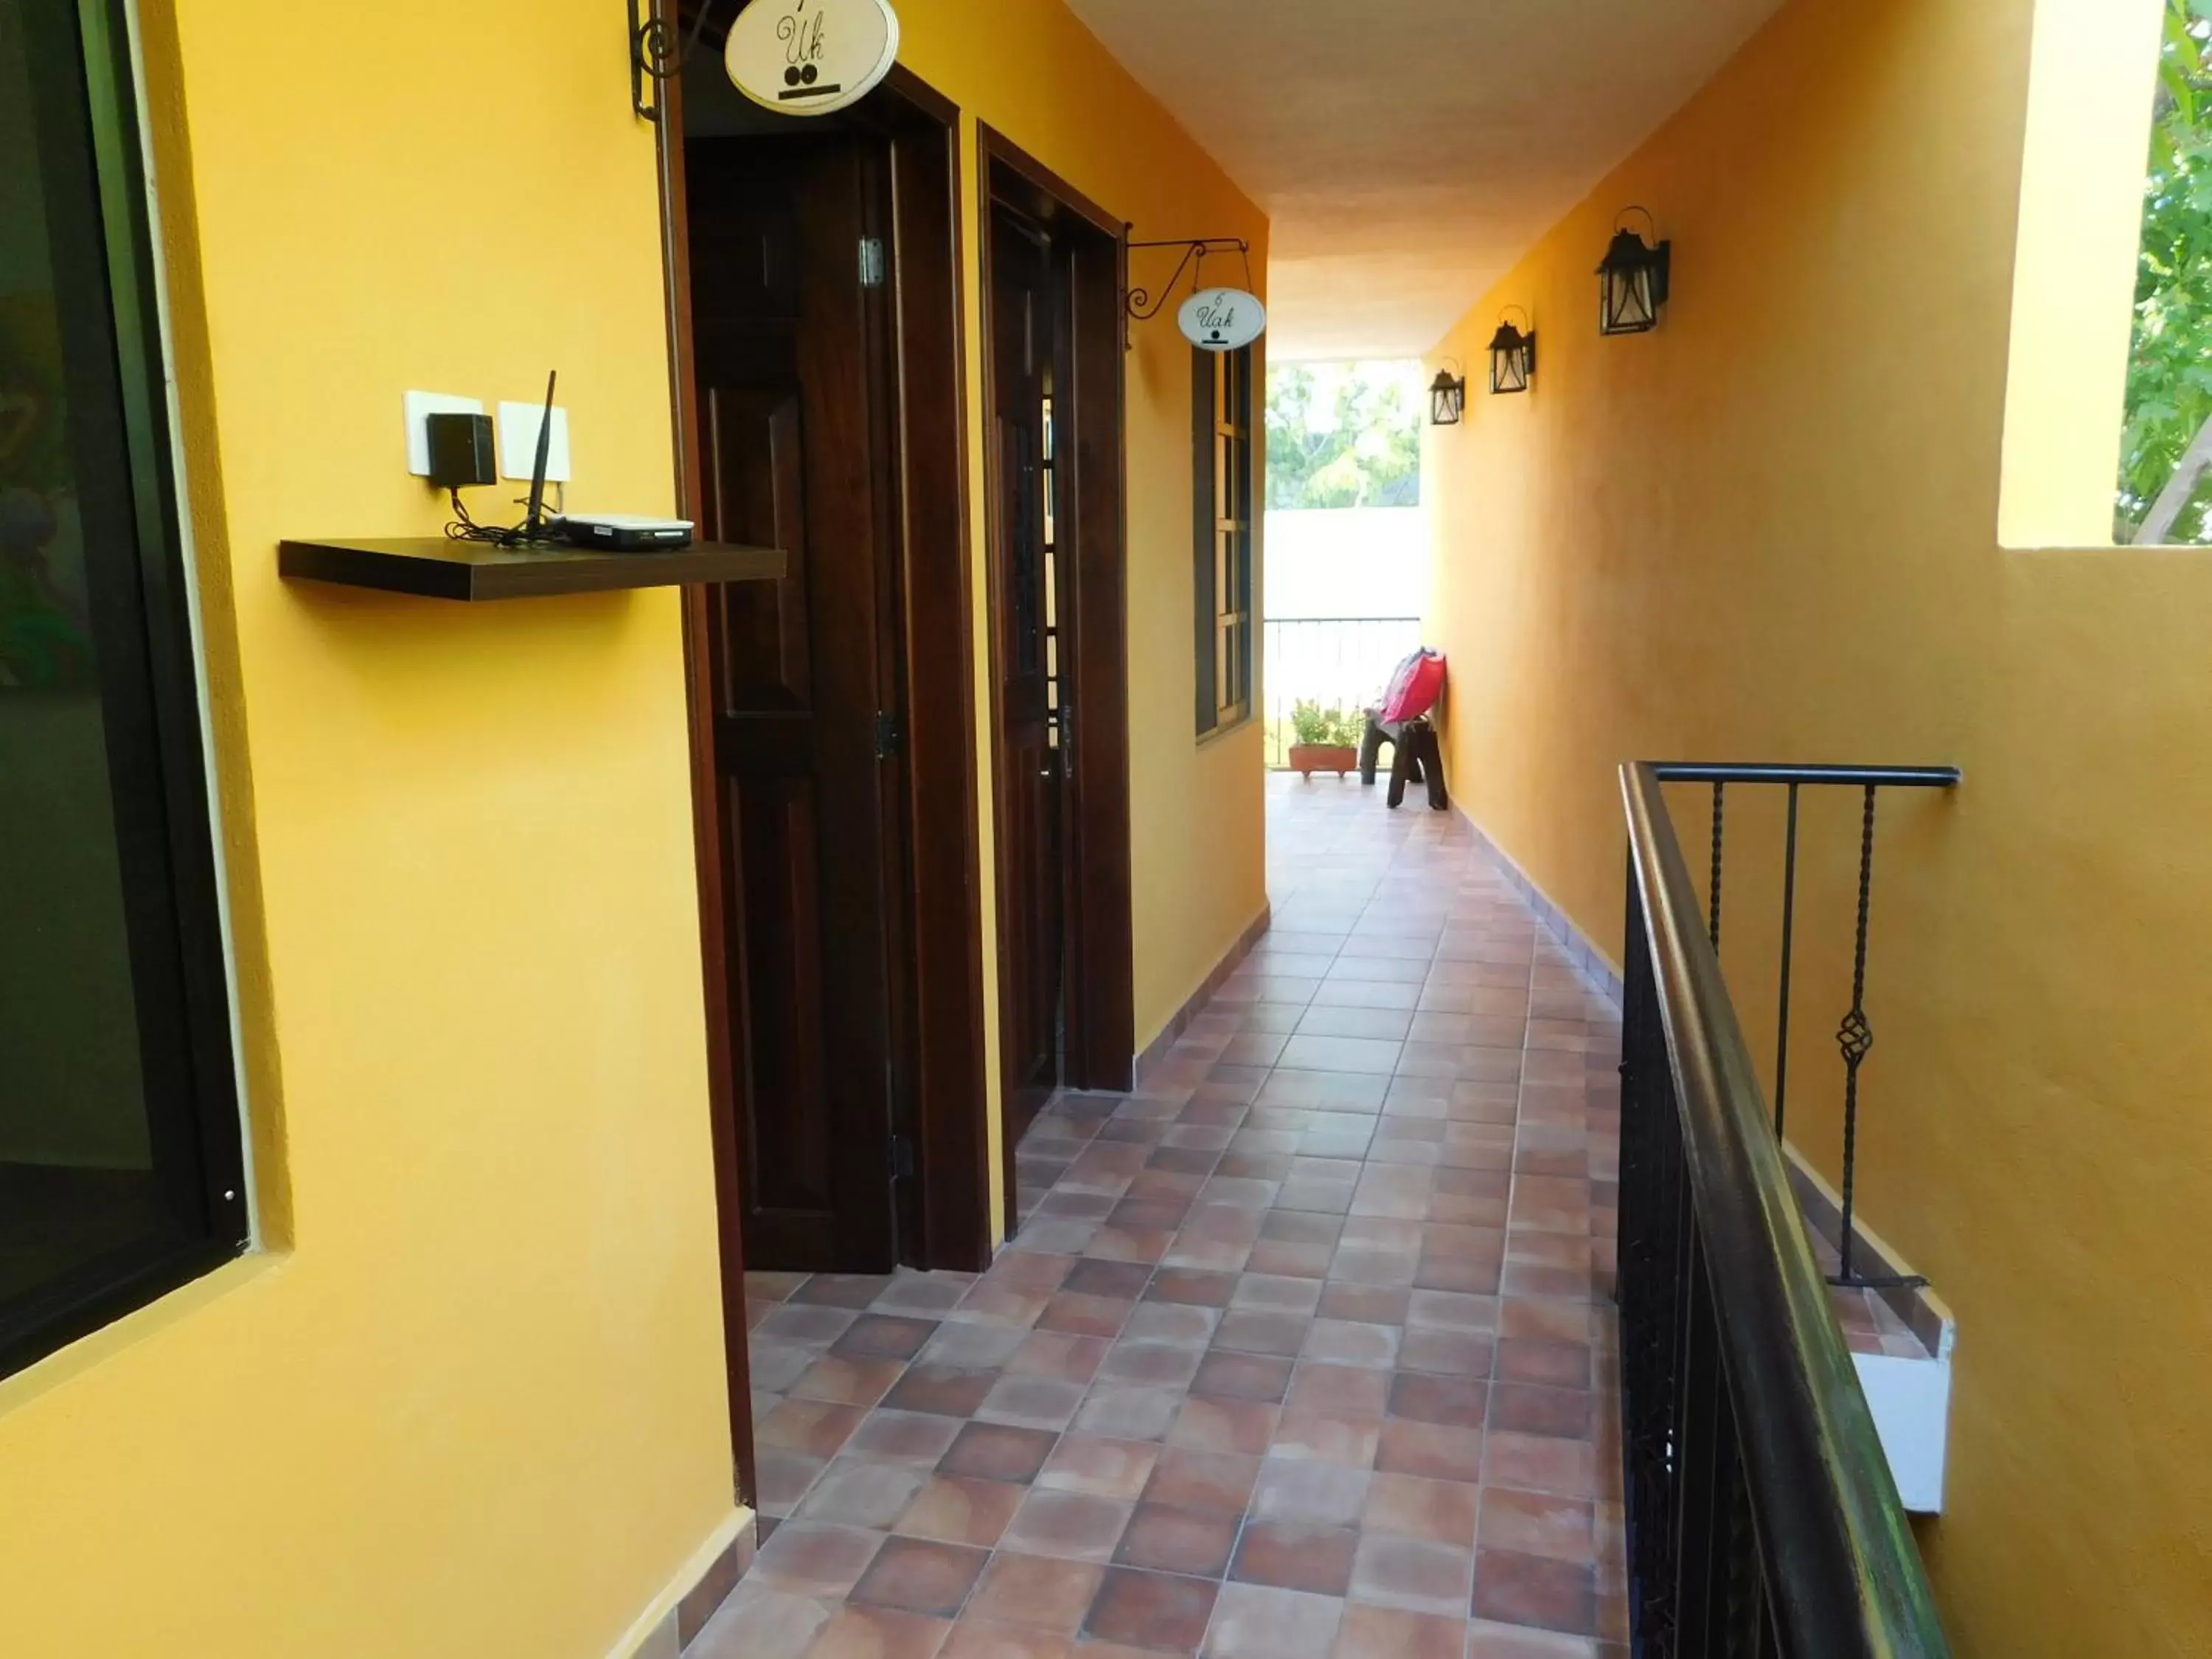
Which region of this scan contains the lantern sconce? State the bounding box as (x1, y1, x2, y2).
(1596, 207, 1671, 336)
(1488, 308, 1536, 394)
(1428, 361, 1468, 427)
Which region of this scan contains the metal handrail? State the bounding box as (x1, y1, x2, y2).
(1653, 763, 1961, 790)
(1621, 760, 1949, 1656)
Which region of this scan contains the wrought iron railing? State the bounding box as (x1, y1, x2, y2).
(1618, 761, 1954, 1659)
(1660, 762, 1960, 1287)
(1261, 616, 1421, 766)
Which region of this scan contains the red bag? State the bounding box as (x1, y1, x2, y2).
(1379, 649, 1446, 723)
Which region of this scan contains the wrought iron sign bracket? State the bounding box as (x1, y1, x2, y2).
(630, 0, 729, 122)
(1125, 237, 1254, 322)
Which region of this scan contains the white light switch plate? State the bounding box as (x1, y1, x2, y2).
(403, 390, 485, 476)
(497, 400, 573, 483)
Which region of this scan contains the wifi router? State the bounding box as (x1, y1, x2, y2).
(557, 513, 696, 552)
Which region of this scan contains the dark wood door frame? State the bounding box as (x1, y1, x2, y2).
(653, 54, 992, 1510)
(975, 123, 1137, 1232)
(874, 72, 995, 1279)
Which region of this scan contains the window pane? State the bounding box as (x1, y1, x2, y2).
(1040, 394, 1055, 547)
(1194, 348, 1256, 734)
(0, 0, 169, 1304)
(1, 0, 240, 1354)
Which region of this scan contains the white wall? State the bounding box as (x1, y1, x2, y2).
(1260, 507, 1430, 761)
(1263, 506, 1427, 619)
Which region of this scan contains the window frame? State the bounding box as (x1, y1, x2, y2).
(1192, 344, 1255, 737)
(1, 0, 249, 1383)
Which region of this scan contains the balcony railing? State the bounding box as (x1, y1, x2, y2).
(1261, 616, 1422, 766)
(1617, 760, 1955, 1658)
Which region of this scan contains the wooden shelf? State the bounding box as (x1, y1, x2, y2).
(278, 536, 785, 602)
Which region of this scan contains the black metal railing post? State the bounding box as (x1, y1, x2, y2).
(1774, 782, 1800, 1135)
(1709, 781, 1726, 949)
(1833, 785, 1878, 1284)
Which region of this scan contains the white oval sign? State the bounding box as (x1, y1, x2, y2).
(1178, 287, 1267, 352)
(725, 0, 900, 118)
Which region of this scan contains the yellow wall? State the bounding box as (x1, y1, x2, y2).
(0, 0, 1264, 1650)
(0, 0, 748, 1655)
(1425, 0, 2211, 1650)
(0, 1, 742, 1654)
(891, 0, 1272, 1231)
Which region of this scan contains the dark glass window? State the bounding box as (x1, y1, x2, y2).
(1, 0, 247, 1380)
(1193, 346, 1253, 735)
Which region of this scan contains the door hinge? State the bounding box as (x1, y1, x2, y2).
(859, 237, 888, 289)
(891, 1133, 917, 1180)
(875, 710, 905, 759)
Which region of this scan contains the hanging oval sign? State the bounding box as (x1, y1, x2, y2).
(1178, 287, 1267, 352)
(725, 0, 900, 118)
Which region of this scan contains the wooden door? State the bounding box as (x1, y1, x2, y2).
(988, 206, 1069, 1154)
(686, 132, 900, 1272)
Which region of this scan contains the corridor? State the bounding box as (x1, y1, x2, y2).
(700, 775, 1629, 1658)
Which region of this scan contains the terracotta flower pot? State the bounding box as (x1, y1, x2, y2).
(1289, 742, 1359, 779)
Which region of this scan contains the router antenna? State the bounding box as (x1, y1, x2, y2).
(524, 369, 557, 541)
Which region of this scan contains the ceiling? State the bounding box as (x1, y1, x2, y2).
(1065, 0, 1784, 360)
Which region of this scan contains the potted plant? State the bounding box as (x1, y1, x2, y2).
(1287, 700, 1363, 779)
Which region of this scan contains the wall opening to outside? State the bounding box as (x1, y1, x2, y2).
(1262, 360, 1427, 767)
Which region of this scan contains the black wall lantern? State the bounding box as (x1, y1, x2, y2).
(1488, 308, 1536, 394)
(1429, 363, 1467, 426)
(1597, 208, 1671, 335)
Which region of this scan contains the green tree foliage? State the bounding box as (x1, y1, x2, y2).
(1265, 361, 1424, 511)
(2118, 0, 2212, 541)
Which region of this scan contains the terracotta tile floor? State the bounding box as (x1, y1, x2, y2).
(693, 775, 1630, 1658)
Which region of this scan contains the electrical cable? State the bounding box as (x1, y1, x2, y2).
(444, 481, 566, 549)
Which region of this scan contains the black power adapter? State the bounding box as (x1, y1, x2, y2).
(425, 411, 497, 490)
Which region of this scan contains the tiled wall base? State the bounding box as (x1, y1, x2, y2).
(1132, 903, 1272, 1089)
(1786, 1149, 1956, 1514)
(676, 1517, 757, 1650)
(672, 1531, 761, 1655)
(608, 1508, 753, 1658)
(1784, 1146, 1954, 1363)
(1453, 804, 1624, 1012)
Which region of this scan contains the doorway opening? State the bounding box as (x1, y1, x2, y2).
(975, 127, 1136, 1234)
(1259, 360, 1428, 771)
(655, 37, 987, 1513)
